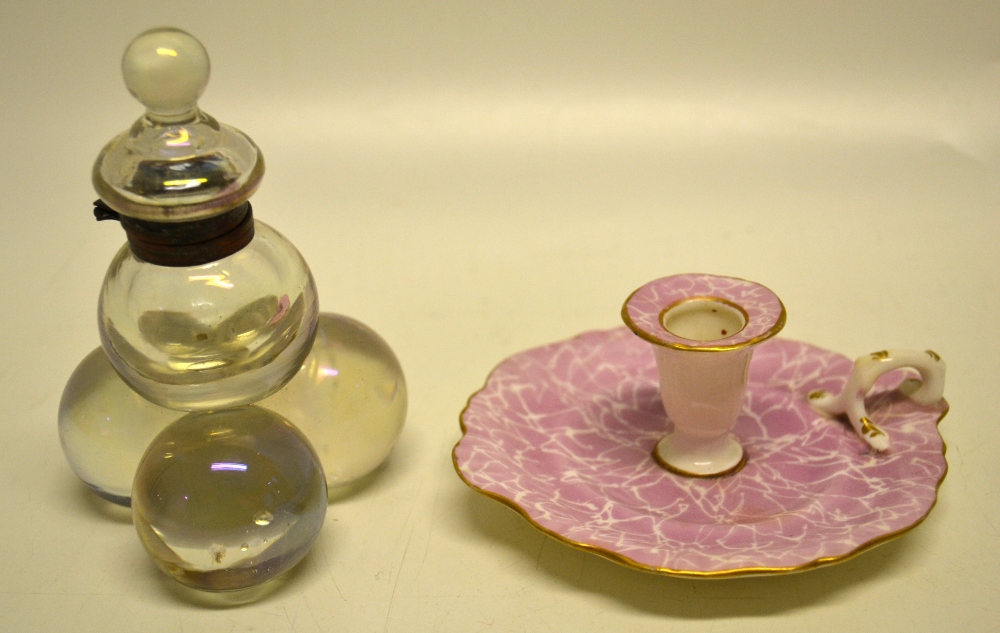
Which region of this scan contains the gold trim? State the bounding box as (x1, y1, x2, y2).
(807, 390, 827, 400)
(657, 296, 750, 342)
(621, 277, 787, 352)
(926, 350, 941, 362)
(452, 334, 951, 578)
(859, 416, 886, 438)
(650, 442, 748, 478)
(871, 350, 890, 361)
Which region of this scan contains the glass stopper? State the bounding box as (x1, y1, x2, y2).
(93, 27, 264, 222)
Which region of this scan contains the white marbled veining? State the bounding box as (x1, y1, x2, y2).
(454, 328, 948, 575)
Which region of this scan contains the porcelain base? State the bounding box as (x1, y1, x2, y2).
(652, 433, 746, 477)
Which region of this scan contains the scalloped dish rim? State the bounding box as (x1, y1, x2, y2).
(452, 328, 949, 578)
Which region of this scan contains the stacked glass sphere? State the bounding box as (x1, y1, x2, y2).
(59, 28, 406, 593)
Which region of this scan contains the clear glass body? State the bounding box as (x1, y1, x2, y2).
(59, 348, 182, 505)
(60, 313, 406, 505)
(99, 222, 319, 411)
(262, 313, 407, 492)
(132, 406, 327, 592)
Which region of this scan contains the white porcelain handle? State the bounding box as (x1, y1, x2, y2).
(809, 349, 946, 451)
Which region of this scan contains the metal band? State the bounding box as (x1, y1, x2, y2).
(94, 200, 255, 266)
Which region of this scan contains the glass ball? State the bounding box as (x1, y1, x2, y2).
(262, 313, 407, 491)
(99, 221, 319, 411)
(132, 406, 327, 592)
(59, 347, 181, 505)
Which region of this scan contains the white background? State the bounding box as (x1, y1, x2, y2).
(1, 1, 997, 631)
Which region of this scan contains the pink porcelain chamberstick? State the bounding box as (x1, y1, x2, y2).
(453, 327, 948, 577)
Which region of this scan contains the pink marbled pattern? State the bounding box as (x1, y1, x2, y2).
(454, 328, 948, 575)
(624, 273, 785, 348)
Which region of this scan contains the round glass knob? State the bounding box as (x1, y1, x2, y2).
(122, 27, 209, 120)
(132, 406, 327, 591)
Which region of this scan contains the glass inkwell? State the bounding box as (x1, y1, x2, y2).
(59, 28, 407, 592)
